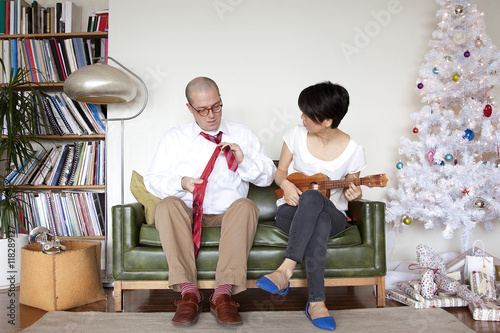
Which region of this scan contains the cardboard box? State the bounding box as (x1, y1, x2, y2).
(20, 241, 106, 311)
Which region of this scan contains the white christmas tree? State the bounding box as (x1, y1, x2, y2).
(386, 0, 500, 250)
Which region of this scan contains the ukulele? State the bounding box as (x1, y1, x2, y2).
(274, 173, 388, 200)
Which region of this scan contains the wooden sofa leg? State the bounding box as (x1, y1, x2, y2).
(114, 281, 123, 312)
(376, 276, 385, 307)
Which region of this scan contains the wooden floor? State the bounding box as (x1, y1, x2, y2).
(2, 285, 497, 332)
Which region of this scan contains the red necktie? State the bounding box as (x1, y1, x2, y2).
(192, 131, 238, 257)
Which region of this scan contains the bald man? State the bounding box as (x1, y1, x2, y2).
(144, 77, 276, 326)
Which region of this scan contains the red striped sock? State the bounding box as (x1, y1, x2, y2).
(212, 284, 232, 303)
(180, 283, 202, 302)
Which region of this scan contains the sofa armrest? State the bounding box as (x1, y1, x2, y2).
(113, 202, 146, 279)
(347, 200, 386, 273)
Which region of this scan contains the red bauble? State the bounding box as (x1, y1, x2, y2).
(413, 127, 419, 134)
(484, 104, 492, 117)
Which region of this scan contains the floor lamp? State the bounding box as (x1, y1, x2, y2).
(64, 57, 148, 286)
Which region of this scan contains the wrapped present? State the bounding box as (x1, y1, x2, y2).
(468, 301, 500, 321)
(396, 281, 425, 302)
(456, 285, 483, 304)
(386, 288, 468, 309)
(420, 269, 437, 299)
(416, 243, 447, 274)
(470, 271, 497, 301)
(411, 244, 480, 302)
(435, 273, 460, 293)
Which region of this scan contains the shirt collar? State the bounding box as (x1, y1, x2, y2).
(190, 120, 230, 139)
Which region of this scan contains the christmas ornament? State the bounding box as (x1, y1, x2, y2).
(463, 129, 474, 141)
(433, 67, 439, 74)
(483, 104, 492, 117)
(427, 149, 435, 165)
(495, 159, 500, 168)
(464, 50, 470, 57)
(475, 38, 484, 47)
(444, 55, 452, 62)
(462, 188, 470, 196)
(403, 216, 412, 225)
(413, 127, 419, 133)
(452, 74, 460, 82)
(444, 153, 454, 162)
(396, 161, 404, 169)
(453, 32, 467, 45)
(454, 5, 464, 15)
(417, 82, 424, 89)
(474, 198, 485, 208)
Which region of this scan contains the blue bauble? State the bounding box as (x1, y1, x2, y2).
(433, 67, 439, 74)
(396, 162, 404, 169)
(444, 154, 454, 162)
(463, 129, 475, 141)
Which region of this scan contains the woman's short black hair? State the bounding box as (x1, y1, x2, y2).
(298, 81, 350, 128)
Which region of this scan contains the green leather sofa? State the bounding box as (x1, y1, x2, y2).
(112, 182, 387, 311)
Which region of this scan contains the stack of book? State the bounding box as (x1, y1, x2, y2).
(0, 36, 107, 83)
(4, 140, 105, 187)
(0, 1, 95, 35)
(10, 191, 105, 237)
(1, 91, 106, 135)
(87, 9, 108, 33)
(36, 92, 106, 135)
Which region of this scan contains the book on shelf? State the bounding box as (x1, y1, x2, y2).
(18, 191, 103, 237)
(26, 91, 105, 135)
(87, 9, 108, 33)
(0, 1, 88, 35)
(1, 35, 108, 84)
(2, 140, 104, 187)
(63, 1, 81, 33)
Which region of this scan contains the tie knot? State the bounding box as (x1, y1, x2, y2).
(200, 131, 223, 144)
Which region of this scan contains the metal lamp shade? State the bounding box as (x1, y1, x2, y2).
(64, 63, 137, 104)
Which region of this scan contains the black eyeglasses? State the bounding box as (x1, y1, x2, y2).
(190, 100, 223, 117)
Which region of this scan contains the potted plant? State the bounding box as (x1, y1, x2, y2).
(0, 59, 42, 288)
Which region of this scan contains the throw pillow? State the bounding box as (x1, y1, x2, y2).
(130, 170, 161, 225)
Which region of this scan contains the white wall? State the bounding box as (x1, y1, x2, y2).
(107, 0, 500, 262)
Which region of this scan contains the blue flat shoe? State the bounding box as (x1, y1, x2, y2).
(305, 302, 336, 330)
(256, 276, 290, 295)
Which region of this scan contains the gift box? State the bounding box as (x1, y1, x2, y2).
(468, 301, 500, 321)
(396, 281, 425, 301)
(470, 270, 497, 301)
(20, 241, 106, 311)
(386, 288, 468, 309)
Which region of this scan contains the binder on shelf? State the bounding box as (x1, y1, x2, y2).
(58, 144, 74, 186)
(54, 93, 83, 134)
(40, 93, 64, 135)
(42, 145, 64, 185)
(61, 93, 92, 134)
(67, 142, 82, 186)
(51, 144, 69, 186)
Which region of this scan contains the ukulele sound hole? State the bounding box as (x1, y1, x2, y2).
(309, 182, 319, 190)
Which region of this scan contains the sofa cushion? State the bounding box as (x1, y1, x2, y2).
(139, 222, 361, 248)
(130, 171, 161, 225)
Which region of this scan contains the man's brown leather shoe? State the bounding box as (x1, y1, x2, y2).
(209, 294, 243, 325)
(172, 293, 203, 325)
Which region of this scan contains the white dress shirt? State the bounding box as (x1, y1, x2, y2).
(144, 120, 276, 214)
